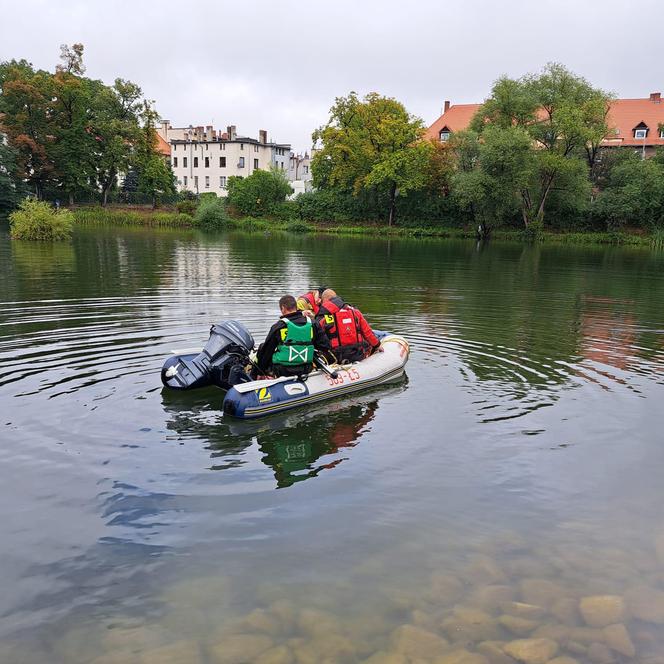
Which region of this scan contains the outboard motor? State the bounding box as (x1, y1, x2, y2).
(161, 320, 254, 391)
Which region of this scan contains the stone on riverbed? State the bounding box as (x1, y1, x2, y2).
(362, 652, 408, 664)
(208, 634, 273, 663)
(502, 638, 559, 664)
(140, 640, 202, 664)
(500, 602, 546, 621)
(391, 624, 449, 660)
(624, 585, 664, 624)
(429, 573, 465, 603)
(550, 598, 581, 626)
(547, 657, 579, 664)
(498, 614, 540, 636)
(477, 640, 516, 664)
(578, 596, 626, 627)
(467, 585, 515, 611)
(519, 579, 567, 608)
(296, 607, 343, 637)
(586, 642, 614, 663)
(432, 648, 490, 664)
(254, 644, 294, 664)
(239, 608, 283, 636)
(602, 623, 635, 657)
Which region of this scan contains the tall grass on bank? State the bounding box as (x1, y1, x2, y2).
(9, 200, 73, 241)
(73, 207, 194, 227)
(651, 229, 664, 249)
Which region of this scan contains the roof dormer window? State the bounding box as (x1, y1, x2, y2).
(633, 122, 649, 139)
(439, 127, 451, 142)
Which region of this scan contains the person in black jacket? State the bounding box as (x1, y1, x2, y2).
(255, 295, 330, 377)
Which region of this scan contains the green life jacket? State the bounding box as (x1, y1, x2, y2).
(272, 317, 314, 367)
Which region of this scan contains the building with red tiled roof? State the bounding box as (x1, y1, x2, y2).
(154, 132, 171, 159)
(426, 93, 664, 157)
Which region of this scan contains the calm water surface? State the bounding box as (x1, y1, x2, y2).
(1, 226, 664, 663)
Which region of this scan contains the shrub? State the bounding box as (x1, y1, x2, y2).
(270, 200, 300, 220)
(9, 199, 74, 241)
(285, 220, 313, 233)
(194, 197, 233, 230)
(227, 169, 293, 216)
(176, 199, 197, 215)
(72, 207, 194, 227)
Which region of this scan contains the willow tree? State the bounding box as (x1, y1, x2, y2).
(312, 92, 432, 225)
(469, 63, 611, 228)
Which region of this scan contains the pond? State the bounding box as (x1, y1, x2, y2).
(1, 226, 664, 663)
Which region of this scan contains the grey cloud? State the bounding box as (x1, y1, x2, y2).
(1, 0, 662, 151)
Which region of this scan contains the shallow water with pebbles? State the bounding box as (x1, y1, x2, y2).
(1, 226, 664, 663)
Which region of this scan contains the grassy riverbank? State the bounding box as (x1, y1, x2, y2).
(70, 206, 664, 247)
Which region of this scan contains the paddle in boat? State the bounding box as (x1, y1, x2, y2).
(161, 321, 409, 419)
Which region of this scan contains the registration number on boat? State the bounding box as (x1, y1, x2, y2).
(326, 368, 360, 386)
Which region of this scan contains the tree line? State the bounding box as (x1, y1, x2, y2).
(0, 44, 173, 211)
(309, 63, 664, 234)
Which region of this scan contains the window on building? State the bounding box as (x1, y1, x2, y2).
(439, 130, 450, 142)
(304, 166, 309, 174)
(238, 157, 245, 168)
(220, 157, 226, 167)
(220, 176, 227, 189)
(173, 144, 176, 151)
(194, 175, 198, 189)
(205, 144, 208, 151)
(183, 176, 188, 185)
(205, 157, 209, 168)
(220, 142, 225, 150)
(183, 157, 188, 167)
(254, 144, 259, 152)
(205, 176, 210, 188)
(194, 157, 199, 167)
(240, 143, 244, 150)
(634, 129, 647, 139)
(660, 129, 664, 139)
(173, 157, 178, 167)
(254, 158, 259, 169)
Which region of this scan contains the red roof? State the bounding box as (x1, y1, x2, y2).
(155, 132, 171, 157)
(604, 96, 664, 147)
(426, 94, 664, 147)
(425, 103, 481, 141)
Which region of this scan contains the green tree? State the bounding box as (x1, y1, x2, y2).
(312, 92, 433, 225)
(227, 167, 293, 216)
(0, 60, 55, 199)
(470, 63, 611, 228)
(0, 138, 25, 212)
(133, 102, 175, 207)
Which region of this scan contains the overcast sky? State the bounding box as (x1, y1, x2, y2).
(1, 0, 662, 152)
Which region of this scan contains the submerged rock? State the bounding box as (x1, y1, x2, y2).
(429, 573, 465, 604)
(391, 624, 449, 660)
(547, 657, 579, 664)
(433, 648, 490, 664)
(296, 608, 342, 637)
(208, 633, 273, 663)
(477, 640, 515, 664)
(500, 602, 546, 621)
(140, 640, 202, 664)
(467, 585, 515, 611)
(519, 579, 566, 608)
(254, 644, 294, 664)
(550, 598, 581, 626)
(586, 642, 614, 663)
(498, 615, 539, 636)
(362, 652, 408, 664)
(578, 596, 626, 628)
(625, 585, 664, 624)
(240, 608, 283, 636)
(502, 638, 559, 664)
(602, 623, 635, 657)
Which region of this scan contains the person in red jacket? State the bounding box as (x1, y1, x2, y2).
(315, 289, 383, 363)
(296, 286, 327, 318)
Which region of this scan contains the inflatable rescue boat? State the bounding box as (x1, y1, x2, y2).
(161, 321, 409, 419)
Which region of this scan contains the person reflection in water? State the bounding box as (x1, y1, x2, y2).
(260, 401, 378, 488)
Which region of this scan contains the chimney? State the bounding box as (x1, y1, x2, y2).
(227, 125, 237, 140)
(444, 100, 451, 114)
(259, 129, 268, 144)
(650, 92, 661, 103)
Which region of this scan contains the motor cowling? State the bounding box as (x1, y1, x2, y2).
(161, 320, 254, 391)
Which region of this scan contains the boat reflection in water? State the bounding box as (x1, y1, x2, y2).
(161, 380, 408, 488)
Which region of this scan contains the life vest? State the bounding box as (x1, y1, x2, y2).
(272, 317, 314, 367)
(297, 291, 320, 315)
(318, 299, 361, 350)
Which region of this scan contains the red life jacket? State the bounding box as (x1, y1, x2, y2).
(299, 291, 320, 315)
(318, 298, 361, 349)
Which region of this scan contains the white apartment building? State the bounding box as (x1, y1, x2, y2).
(157, 122, 291, 197)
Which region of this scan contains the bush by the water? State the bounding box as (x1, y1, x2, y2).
(227, 169, 293, 216)
(194, 197, 233, 230)
(9, 200, 74, 241)
(175, 199, 197, 215)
